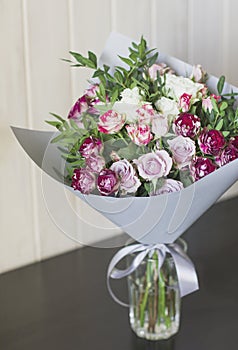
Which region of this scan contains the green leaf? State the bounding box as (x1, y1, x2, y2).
(220, 101, 228, 111)
(49, 113, 65, 122)
(69, 51, 96, 69)
(88, 51, 97, 68)
(118, 55, 134, 67)
(211, 97, 219, 113)
(215, 119, 224, 130)
(217, 75, 225, 95)
(111, 89, 119, 105)
(222, 131, 230, 137)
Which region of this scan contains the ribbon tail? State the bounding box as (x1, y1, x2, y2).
(168, 246, 199, 297)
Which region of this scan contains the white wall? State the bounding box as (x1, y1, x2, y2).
(1, 0, 238, 273)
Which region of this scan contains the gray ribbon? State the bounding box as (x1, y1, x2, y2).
(107, 243, 199, 307)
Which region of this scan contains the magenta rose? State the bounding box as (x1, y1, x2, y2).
(68, 95, 89, 126)
(110, 159, 141, 194)
(86, 155, 105, 173)
(84, 84, 99, 99)
(168, 136, 196, 168)
(79, 136, 103, 158)
(173, 113, 201, 138)
(126, 124, 153, 146)
(71, 168, 96, 194)
(191, 157, 217, 181)
(151, 179, 184, 196)
(215, 146, 238, 167)
(231, 136, 238, 149)
(136, 104, 156, 124)
(134, 150, 172, 181)
(97, 169, 119, 196)
(98, 110, 125, 134)
(179, 93, 192, 112)
(199, 129, 225, 156)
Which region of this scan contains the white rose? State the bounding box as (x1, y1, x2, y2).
(151, 115, 169, 137)
(155, 97, 179, 121)
(120, 87, 143, 105)
(165, 74, 204, 100)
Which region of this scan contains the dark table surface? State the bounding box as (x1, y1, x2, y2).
(1, 196, 238, 350)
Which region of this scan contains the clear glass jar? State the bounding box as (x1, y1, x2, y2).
(127, 239, 187, 340)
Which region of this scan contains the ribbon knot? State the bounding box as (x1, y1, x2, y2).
(107, 242, 199, 307)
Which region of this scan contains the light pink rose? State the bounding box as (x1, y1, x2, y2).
(86, 155, 105, 173)
(190, 64, 206, 83)
(151, 115, 169, 137)
(98, 110, 125, 134)
(134, 150, 173, 181)
(179, 93, 192, 112)
(168, 136, 196, 167)
(151, 179, 184, 195)
(110, 159, 141, 194)
(202, 97, 213, 113)
(126, 124, 153, 146)
(136, 104, 156, 124)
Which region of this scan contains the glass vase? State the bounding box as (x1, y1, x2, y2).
(127, 240, 187, 340)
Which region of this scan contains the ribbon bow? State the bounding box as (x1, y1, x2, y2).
(107, 243, 199, 307)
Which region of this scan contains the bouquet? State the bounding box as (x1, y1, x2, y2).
(12, 32, 238, 340)
(46, 37, 238, 200)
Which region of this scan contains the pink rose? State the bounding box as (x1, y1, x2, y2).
(191, 157, 217, 181)
(126, 124, 153, 146)
(215, 146, 238, 167)
(97, 169, 119, 196)
(173, 113, 201, 138)
(71, 168, 95, 194)
(168, 136, 196, 167)
(79, 136, 103, 158)
(199, 129, 225, 156)
(148, 63, 174, 80)
(110, 159, 141, 194)
(86, 155, 105, 173)
(151, 179, 184, 196)
(179, 93, 192, 112)
(151, 115, 169, 137)
(136, 104, 156, 124)
(134, 150, 172, 181)
(98, 110, 125, 134)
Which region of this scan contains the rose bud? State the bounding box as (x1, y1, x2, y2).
(199, 129, 226, 156)
(173, 113, 201, 138)
(97, 169, 119, 196)
(71, 168, 96, 194)
(179, 93, 192, 112)
(79, 136, 103, 158)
